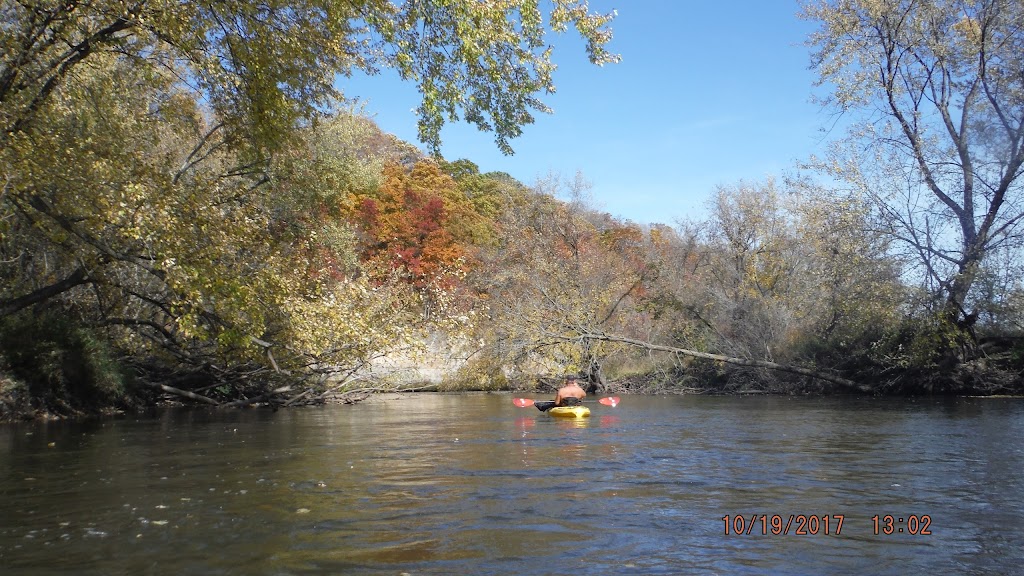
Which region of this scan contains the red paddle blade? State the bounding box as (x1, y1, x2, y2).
(512, 398, 535, 407)
(599, 396, 620, 407)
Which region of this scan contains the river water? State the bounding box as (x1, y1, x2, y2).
(1, 394, 1022, 575)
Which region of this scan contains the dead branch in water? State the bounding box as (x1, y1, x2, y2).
(142, 381, 220, 405)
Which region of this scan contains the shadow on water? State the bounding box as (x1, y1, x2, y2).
(1, 393, 1023, 575)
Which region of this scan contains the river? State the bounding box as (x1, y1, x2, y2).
(1, 393, 1022, 575)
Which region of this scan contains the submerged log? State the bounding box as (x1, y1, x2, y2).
(142, 381, 219, 405)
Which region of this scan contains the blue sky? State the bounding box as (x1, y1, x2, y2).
(340, 1, 836, 226)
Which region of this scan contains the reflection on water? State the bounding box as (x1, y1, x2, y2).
(1, 394, 1023, 575)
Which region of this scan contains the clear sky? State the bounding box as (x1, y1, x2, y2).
(340, 1, 837, 226)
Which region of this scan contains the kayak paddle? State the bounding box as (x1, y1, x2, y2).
(513, 397, 620, 408)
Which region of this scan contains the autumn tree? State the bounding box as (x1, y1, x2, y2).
(702, 181, 797, 361)
(789, 185, 905, 344)
(0, 54, 423, 406)
(349, 161, 464, 289)
(1, 0, 620, 408)
(804, 0, 1024, 348)
(463, 173, 657, 390)
(697, 181, 902, 361)
(629, 179, 906, 392)
(440, 159, 507, 238)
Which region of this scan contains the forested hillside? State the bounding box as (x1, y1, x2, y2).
(3, 0, 1023, 419)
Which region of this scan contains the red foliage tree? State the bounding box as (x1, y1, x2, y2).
(351, 161, 467, 288)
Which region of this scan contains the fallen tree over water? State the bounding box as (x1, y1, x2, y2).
(576, 332, 872, 393)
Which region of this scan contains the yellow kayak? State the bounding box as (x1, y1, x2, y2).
(548, 406, 590, 418)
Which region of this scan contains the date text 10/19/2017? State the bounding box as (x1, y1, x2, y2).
(722, 514, 933, 536)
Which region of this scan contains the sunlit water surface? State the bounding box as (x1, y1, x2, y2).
(2, 394, 1023, 575)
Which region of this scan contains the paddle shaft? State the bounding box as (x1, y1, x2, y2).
(513, 396, 619, 409)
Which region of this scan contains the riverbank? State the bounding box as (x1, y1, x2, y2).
(5, 355, 1024, 423)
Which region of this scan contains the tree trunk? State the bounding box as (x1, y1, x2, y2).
(0, 266, 90, 316)
(941, 242, 985, 364)
(585, 355, 605, 394)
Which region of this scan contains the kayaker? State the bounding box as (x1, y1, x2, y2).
(554, 376, 586, 407)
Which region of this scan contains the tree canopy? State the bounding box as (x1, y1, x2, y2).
(1, 0, 619, 154)
(803, 0, 1024, 334)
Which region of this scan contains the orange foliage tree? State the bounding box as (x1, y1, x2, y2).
(349, 160, 480, 290)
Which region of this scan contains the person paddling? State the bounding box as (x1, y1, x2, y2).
(554, 375, 586, 407)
